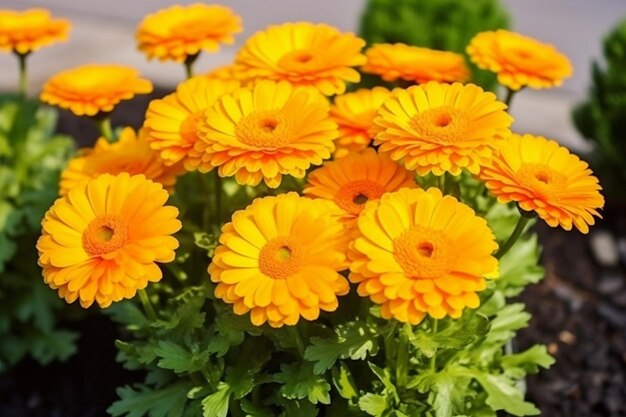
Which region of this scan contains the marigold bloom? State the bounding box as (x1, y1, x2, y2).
(304, 148, 417, 221)
(349, 188, 498, 324)
(189, 80, 338, 188)
(136, 3, 242, 63)
(235, 22, 366, 95)
(0, 9, 70, 54)
(203, 64, 241, 82)
(362, 43, 470, 84)
(330, 87, 391, 158)
(373, 82, 513, 176)
(209, 193, 350, 328)
(479, 134, 603, 233)
(37, 173, 182, 308)
(144, 77, 240, 167)
(40, 64, 152, 116)
(467, 30, 573, 91)
(59, 128, 181, 196)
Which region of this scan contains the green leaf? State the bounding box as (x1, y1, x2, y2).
(410, 314, 490, 357)
(240, 399, 273, 417)
(225, 339, 271, 399)
(501, 345, 555, 375)
(408, 370, 471, 417)
(274, 362, 331, 405)
(498, 234, 544, 296)
(471, 372, 539, 416)
(153, 341, 209, 374)
(331, 361, 359, 404)
(201, 383, 231, 417)
(108, 383, 192, 417)
(29, 329, 79, 365)
(485, 304, 530, 345)
(194, 232, 218, 257)
(279, 399, 318, 417)
(358, 393, 388, 417)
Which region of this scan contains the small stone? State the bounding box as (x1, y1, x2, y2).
(589, 230, 619, 267)
(598, 272, 625, 295)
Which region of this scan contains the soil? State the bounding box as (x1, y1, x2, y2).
(2, 92, 625, 416)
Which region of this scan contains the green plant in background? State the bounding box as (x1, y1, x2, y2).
(359, 0, 510, 91)
(0, 95, 78, 371)
(572, 18, 626, 198)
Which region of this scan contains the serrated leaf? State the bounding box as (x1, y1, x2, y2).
(498, 234, 544, 296)
(154, 341, 209, 374)
(201, 383, 230, 417)
(240, 399, 273, 417)
(485, 304, 530, 345)
(472, 373, 539, 416)
(108, 382, 192, 417)
(501, 345, 555, 375)
(410, 314, 490, 357)
(331, 361, 358, 404)
(29, 329, 79, 365)
(275, 362, 331, 405)
(358, 393, 388, 417)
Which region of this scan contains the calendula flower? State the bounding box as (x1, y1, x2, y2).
(235, 22, 366, 95)
(467, 30, 573, 91)
(0, 8, 70, 54)
(136, 3, 242, 63)
(479, 134, 604, 233)
(304, 148, 417, 221)
(372, 82, 513, 176)
(203, 64, 241, 82)
(349, 188, 498, 324)
(188, 80, 337, 188)
(209, 193, 349, 328)
(362, 43, 470, 84)
(40, 64, 152, 116)
(144, 77, 240, 167)
(37, 173, 182, 308)
(59, 128, 182, 196)
(330, 87, 391, 158)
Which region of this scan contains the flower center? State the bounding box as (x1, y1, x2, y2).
(334, 179, 386, 216)
(236, 110, 293, 148)
(410, 106, 469, 143)
(82, 214, 128, 257)
(278, 49, 317, 71)
(258, 236, 305, 279)
(393, 226, 454, 279)
(180, 111, 204, 147)
(516, 163, 567, 200)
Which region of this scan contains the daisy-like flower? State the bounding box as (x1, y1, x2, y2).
(372, 82, 513, 176)
(479, 133, 604, 233)
(59, 128, 182, 196)
(136, 3, 242, 63)
(330, 87, 391, 158)
(37, 173, 182, 308)
(0, 8, 70, 55)
(188, 80, 338, 188)
(40, 64, 152, 116)
(349, 188, 499, 324)
(467, 30, 573, 91)
(304, 148, 417, 221)
(362, 43, 470, 84)
(209, 193, 350, 328)
(144, 76, 240, 167)
(235, 22, 366, 95)
(203, 64, 240, 82)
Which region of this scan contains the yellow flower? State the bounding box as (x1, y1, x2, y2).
(479, 134, 604, 233)
(144, 76, 240, 167)
(330, 87, 391, 158)
(0, 8, 70, 54)
(203, 64, 241, 82)
(209, 193, 350, 328)
(235, 22, 366, 95)
(362, 43, 470, 84)
(37, 173, 182, 308)
(136, 3, 242, 63)
(40, 64, 152, 116)
(467, 30, 573, 91)
(372, 82, 513, 176)
(349, 188, 498, 324)
(59, 128, 182, 196)
(304, 148, 417, 221)
(188, 80, 338, 188)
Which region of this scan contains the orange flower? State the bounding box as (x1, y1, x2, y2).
(59, 128, 182, 195)
(188, 80, 338, 188)
(235, 22, 366, 95)
(373, 82, 513, 176)
(479, 133, 604, 233)
(40, 64, 152, 116)
(304, 148, 417, 221)
(362, 43, 470, 84)
(209, 193, 349, 327)
(0, 8, 70, 54)
(136, 3, 242, 63)
(37, 173, 181, 308)
(467, 30, 573, 90)
(330, 87, 391, 158)
(349, 188, 498, 324)
(203, 64, 241, 82)
(144, 76, 240, 167)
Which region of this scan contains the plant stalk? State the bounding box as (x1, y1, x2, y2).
(95, 116, 114, 141)
(495, 215, 531, 258)
(138, 289, 157, 321)
(430, 319, 439, 371)
(184, 53, 199, 79)
(396, 324, 409, 388)
(503, 87, 517, 108)
(17, 53, 28, 99)
(214, 172, 223, 224)
(289, 326, 306, 356)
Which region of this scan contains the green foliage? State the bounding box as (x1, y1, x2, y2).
(359, 0, 510, 90)
(573, 18, 626, 197)
(0, 94, 77, 371)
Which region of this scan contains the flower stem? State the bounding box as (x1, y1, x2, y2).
(495, 215, 531, 259)
(503, 87, 517, 108)
(429, 319, 439, 371)
(95, 116, 114, 141)
(17, 53, 28, 99)
(437, 174, 445, 192)
(289, 325, 306, 356)
(184, 53, 199, 79)
(138, 289, 157, 321)
(396, 324, 409, 388)
(214, 172, 223, 224)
